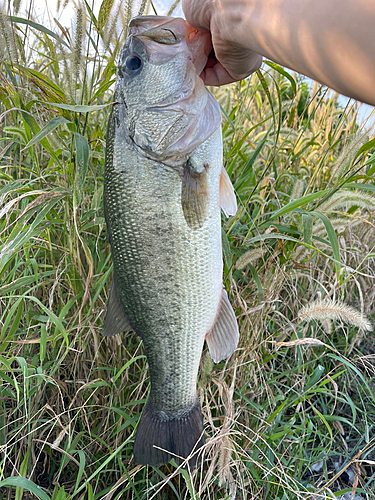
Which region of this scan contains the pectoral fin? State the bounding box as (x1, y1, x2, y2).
(205, 289, 239, 363)
(102, 279, 133, 337)
(219, 167, 237, 217)
(181, 158, 209, 230)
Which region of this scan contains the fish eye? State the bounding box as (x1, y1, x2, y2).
(125, 55, 142, 72)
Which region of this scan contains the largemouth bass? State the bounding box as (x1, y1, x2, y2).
(102, 15, 239, 468)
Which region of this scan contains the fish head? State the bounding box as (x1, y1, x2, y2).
(116, 17, 194, 108)
(115, 16, 221, 164)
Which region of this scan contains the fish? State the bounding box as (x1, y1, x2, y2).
(102, 15, 239, 468)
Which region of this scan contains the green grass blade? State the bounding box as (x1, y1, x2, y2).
(264, 60, 297, 95)
(113, 355, 147, 383)
(0, 477, 51, 500)
(302, 213, 313, 245)
(266, 189, 331, 221)
(9, 16, 69, 48)
(72, 450, 86, 495)
(310, 210, 341, 279)
(23, 117, 71, 150)
(248, 264, 264, 301)
(343, 182, 375, 192)
(45, 102, 113, 112)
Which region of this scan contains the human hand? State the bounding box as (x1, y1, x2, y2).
(182, 0, 262, 86)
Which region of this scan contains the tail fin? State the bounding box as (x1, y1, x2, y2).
(133, 398, 205, 468)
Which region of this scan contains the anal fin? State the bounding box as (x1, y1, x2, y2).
(205, 289, 239, 363)
(102, 279, 133, 337)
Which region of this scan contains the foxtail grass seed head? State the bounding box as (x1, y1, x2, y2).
(121, 0, 133, 33)
(52, 428, 67, 449)
(319, 190, 375, 214)
(318, 191, 348, 214)
(299, 165, 310, 175)
(321, 318, 332, 335)
(72, 1, 86, 87)
(308, 81, 320, 117)
(104, 1, 129, 48)
(102, 13, 118, 50)
(59, 0, 71, 10)
(167, 0, 181, 16)
(13, 0, 21, 14)
(312, 217, 362, 238)
(218, 434, 233, 486)
(0, 6, 18, 62)
(235, 248, 267, 270)
(298, 299, 372, 332)
(290, 178, 304, 200)
(248, 194, 265, 206)
(324, 116, 334, 141)
(137, 0, 148, 16)
(292, 243, 309, 261)
(331, 132, 368, 180)
(60, 45, 74, 103)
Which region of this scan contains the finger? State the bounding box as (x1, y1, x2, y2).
(213, 34, 263, 82)
(200, 63, 239, 86)
(182, 0, 212, 32)
(201, 54, 263, 86)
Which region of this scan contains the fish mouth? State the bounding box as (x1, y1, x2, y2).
(128, 15, 212, 76)
(129, 16, 187, 44)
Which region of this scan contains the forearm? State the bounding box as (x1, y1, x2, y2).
(235, 0, 375, 105)
(184, 0, 375, 105)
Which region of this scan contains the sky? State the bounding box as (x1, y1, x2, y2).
(32, 0, 182, 23)
(28, 0, 375, 127)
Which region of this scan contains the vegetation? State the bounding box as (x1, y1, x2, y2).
(0, 0, 375, 498)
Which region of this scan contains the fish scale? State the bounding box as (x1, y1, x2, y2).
(105, 120, 223, 410)
(102, 15, 239, 467)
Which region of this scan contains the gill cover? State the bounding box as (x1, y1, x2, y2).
(117, 16, 222, 163)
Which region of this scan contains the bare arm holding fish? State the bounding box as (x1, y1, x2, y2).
(182, 0, 375, 106)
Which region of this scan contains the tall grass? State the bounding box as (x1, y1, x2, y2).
(0, 1, 375, 499)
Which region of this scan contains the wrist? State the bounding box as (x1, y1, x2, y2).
(210, 0, 257, 48)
